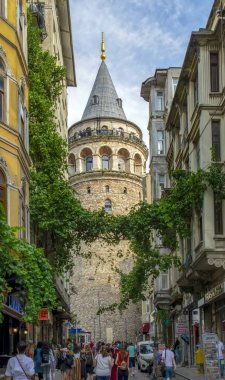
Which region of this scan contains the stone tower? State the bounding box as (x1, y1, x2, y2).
(69, 36, 148, 343)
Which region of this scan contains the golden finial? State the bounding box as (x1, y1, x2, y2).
(101, 32, 106, 61)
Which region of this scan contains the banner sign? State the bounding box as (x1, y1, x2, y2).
(176, 322, 187, 334)
(38, 307, 49, 320)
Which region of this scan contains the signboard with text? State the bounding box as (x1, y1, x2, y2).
(38, 307, 49, 321)
(176, 322, 187, 334)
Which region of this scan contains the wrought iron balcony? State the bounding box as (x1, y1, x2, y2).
(69, 128, 147, 149)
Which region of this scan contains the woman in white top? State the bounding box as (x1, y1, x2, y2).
(94, 346, 113, 380)
(5, 341, 35, 380)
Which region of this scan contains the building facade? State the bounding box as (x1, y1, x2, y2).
(141, 67, 181, 343)
(29, 0, 76, 344)
(0, 0, 31, 354)
(165, 0, 225, 364)
(69, 39, 148, 343)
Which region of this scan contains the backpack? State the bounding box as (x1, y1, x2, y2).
(41, 350, 50, 364)
(86, 352, 93, 366)
(65, 354, 74, 368)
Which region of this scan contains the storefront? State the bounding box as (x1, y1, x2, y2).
(198, 280, 225, 341)
(0, 296, 26, 355)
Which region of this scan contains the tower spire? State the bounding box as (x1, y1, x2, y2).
(101, 32, 106, 61)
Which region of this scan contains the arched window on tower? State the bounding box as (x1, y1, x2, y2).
(101, 126, 108, 135)
(123, 187, 127, 194)
(86, 156, 93, 171)
(0, 168, 7, 215)
(102, 155, 109, 170)
(104, 199, 112, 212)
(105, 185, 109, 193)
(0, 58, 6, 122)
(116, 98, 122, 108)
(87, 186, 91, 194)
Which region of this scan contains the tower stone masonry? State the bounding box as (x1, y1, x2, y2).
(69, 37, 148, 342)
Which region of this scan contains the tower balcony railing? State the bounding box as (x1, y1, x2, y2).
(69, 128, 147, 149)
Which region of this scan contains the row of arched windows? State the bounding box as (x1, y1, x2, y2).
(68, 150, 143, 175)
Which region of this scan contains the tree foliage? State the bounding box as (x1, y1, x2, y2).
(0, 205, 56, 322)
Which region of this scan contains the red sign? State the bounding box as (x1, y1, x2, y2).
(38, 308, 49, 320)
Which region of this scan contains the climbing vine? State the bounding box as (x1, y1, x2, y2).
(0, 205, 56, 322)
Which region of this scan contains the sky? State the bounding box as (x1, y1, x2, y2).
(68, 0, 214, 145)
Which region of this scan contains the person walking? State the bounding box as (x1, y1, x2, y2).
(34, 342, 43, 380)
(85, 345, 94, 380)
(73, 344, 81, 380)
(162, 345, 176, 380)
(5, 341, 35, 380)
(126, 343, 135, 376)
(94, 345, 113, 380)
(110, 343, 118, 380)
(41, 342, 55, 380)
(216, 340, 225, 380)
(115, 346, 129, 380)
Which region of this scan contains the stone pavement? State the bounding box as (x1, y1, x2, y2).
(175, 367, 205, 380)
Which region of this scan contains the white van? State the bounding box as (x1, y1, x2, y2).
(136, 340, 154, 371)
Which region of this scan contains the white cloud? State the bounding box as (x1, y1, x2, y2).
(68, 0, 213, 148)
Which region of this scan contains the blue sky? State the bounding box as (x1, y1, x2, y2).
(68, 0, 213, 144)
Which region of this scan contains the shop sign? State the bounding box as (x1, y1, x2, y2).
(176, 322, 187, 334)
(205, 282, 225, 303)
(7, 295, 23, 314)
(38, 307, 49, 320)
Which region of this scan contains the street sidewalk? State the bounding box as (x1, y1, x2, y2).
(176, 366, 205, 380)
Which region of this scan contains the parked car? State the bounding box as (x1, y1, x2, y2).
(136, 341, 154, 371)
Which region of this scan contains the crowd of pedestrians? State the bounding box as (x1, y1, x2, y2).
(4, 340, 138, 380)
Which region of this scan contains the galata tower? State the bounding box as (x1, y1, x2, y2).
(69, 35, 148, 343)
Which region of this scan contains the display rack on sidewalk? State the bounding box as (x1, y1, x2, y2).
(202, 332, 221, 380)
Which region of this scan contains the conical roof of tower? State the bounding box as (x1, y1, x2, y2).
(81, 61, 127, 121)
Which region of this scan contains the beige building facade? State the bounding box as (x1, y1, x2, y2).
(29, 0, 76, 343)
(165, 0, 225, 364)
(69, 47, 148, 342)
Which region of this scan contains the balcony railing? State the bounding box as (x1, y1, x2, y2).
(69, 128, 147, 148)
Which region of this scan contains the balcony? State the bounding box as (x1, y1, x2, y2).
(29, 2, 47, 40)
(69, 128, 148, 150)
(154, 289, 171, 308)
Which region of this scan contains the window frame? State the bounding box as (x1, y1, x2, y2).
(0, 58, 6, 122)
(155, 91, 164, 111)
(102, 154, 109, 170)
(157, 130, 165, 155)
(0, 0, 5, 18)
(86, 156, 93, 171)
(214, 192, 223, 235)
(0, 169, 7, 215)
(210, 52, 219, 93)
(211, 120, 221, 161)
(104, 199, 112, 212)
(105, 185, 110, 193)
